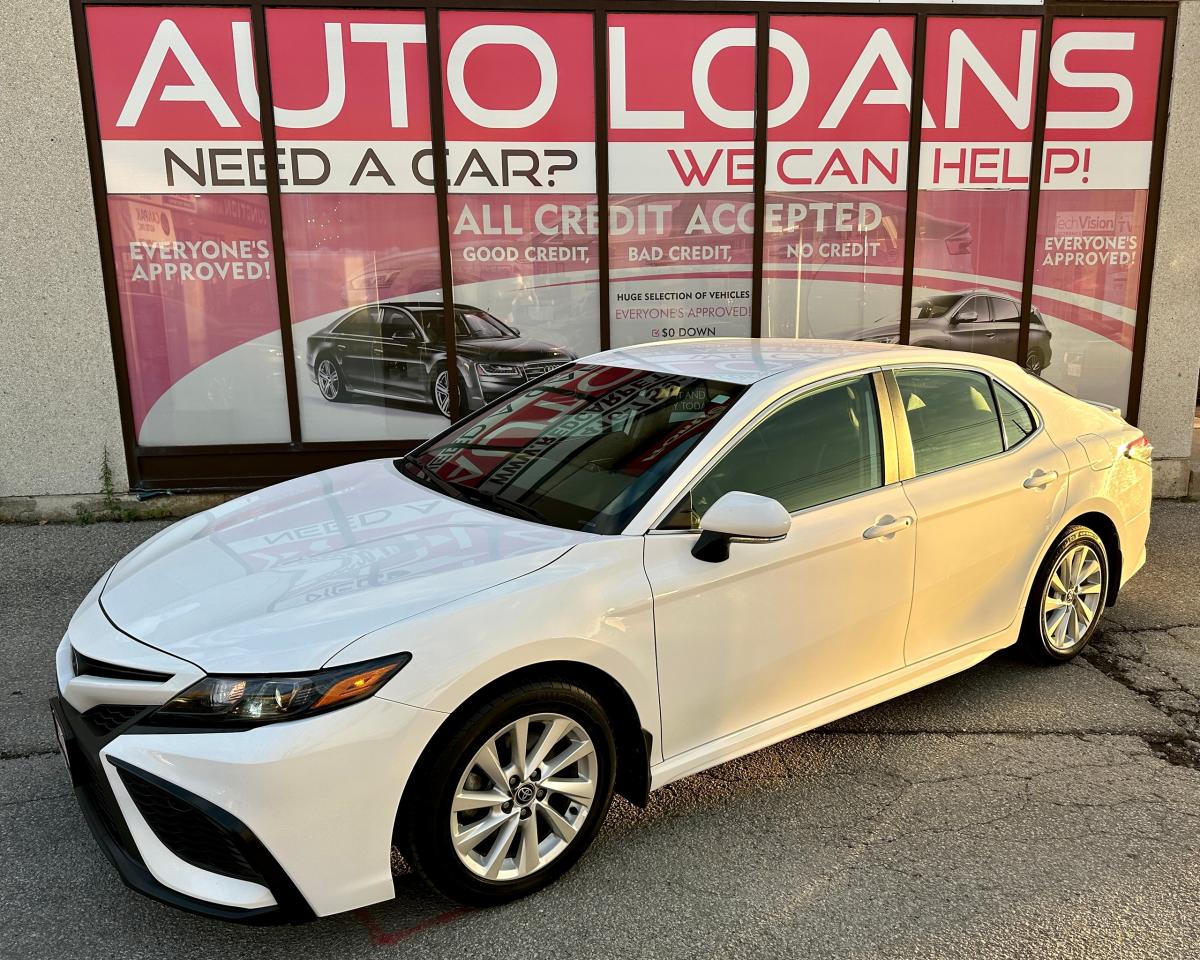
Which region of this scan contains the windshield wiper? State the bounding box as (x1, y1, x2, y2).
(402, 457, 548, 526)
(400, 457, 460, 500)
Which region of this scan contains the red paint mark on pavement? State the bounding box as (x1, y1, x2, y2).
(353, 905, 474, 947)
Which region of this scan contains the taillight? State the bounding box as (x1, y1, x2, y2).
(1124, 434, 1153, 465)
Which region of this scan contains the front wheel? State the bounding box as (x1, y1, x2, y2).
(399, 682, 617, 906)
(431, 368, 455, 419)
(316, 356, 346, 402)
(1019, 525, 1109, 663)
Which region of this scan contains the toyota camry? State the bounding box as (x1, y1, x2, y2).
(51, 339, 1152, 922)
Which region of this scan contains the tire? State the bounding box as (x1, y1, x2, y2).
(1018, 524, 1109, 663)
(315, 355, 347, 402)
(431, 367, 456, 419)
(1025, 350, 1046, 377)
(399, 681, 617, 906)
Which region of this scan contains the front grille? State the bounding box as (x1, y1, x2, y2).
(118, 768, 264, 884)
(71, 648, 172, 683)
(523, 360, 567, 379)
(82, 704, 148, 736)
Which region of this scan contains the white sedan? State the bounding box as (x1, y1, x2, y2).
(51, 339, 1152, 922)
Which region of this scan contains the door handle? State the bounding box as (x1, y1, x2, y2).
(1023, 468, 1059, 489)
(863, 514, 914, 540)
(372, 348, 384, 356)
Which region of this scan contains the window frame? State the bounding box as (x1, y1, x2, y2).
(651, 368, 898, 533)
(883, 364, 1044, 482)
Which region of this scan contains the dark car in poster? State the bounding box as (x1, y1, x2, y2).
(306, 301, 576, 418)
(856, 291, 1053, 375)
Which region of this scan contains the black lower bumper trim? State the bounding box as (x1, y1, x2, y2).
(50, 697, 316, 925)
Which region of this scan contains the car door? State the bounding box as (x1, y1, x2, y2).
(379, 307, 425, 396)
(644, 371, 917, 759)
(889, 367, 1069, 664)
(983, 296, 1023, 359)
(949, 295, 992, 355)
(334, 305, 383, 390)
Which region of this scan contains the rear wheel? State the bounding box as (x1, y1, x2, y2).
(1025, 350, 1045, 376)
(400, 681, 616, 905)
(1019, 525, 1108, 663)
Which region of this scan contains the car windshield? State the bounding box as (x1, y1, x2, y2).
(400, 363, 747, 535)
(911, 295, 962, 320)
(457, 311, 514, 339)
(410, 309, 515, 342)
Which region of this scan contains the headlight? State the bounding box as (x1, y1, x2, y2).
(476, 362, 523, 377)
(151, 654, 411, 728)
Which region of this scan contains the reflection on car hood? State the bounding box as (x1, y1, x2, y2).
(455, 337, 573, 362)
(100, 459, 591, 673)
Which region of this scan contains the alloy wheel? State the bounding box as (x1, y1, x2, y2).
(449, 713, 597, 882)
(317, 359, 340, 400)
(434, 371, 451, 418)
(1026, 351, 1043, 376)
(1041, 543, 1104, 652)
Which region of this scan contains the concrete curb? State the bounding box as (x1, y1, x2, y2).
(0, 492, 238, 524)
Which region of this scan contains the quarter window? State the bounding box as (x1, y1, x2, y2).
(681, 374, 883, 525)
(896, 369, 1004, 476)
(994, 381, 1037, 449)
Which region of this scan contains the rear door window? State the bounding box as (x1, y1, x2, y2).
(895, 369, 1004, 475)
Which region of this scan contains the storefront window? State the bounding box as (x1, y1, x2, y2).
(1032, 18, 1163, 410)
(268, 8, 447, 442)
(87, 6, 290, 446)
(912, 17, 1041, 366)
(607, 13, 757, 347)
(439, 11, 598, 419)
(763, 16, 913, 342)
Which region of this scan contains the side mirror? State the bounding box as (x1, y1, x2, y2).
(953, 309, 978, 324)
(691, 491, 791, 563)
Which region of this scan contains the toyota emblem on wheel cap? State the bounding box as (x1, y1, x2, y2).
(514, 784, 536, 805)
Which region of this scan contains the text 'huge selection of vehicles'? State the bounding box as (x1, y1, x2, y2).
(856, 291, 1053, 375)
(305, 300, 576, 418)
(52, 338, 1150, 922)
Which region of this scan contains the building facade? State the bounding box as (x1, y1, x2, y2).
(2, 0, 1197, 500)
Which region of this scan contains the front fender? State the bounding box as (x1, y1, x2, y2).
(330, 537, 662, 762)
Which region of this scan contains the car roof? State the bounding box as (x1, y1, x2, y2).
(586, 338, 956, 385)
(376, 299, 484, 312)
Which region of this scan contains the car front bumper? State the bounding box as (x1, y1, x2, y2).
(53, 646, 446, 921)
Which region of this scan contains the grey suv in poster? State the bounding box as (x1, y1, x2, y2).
(856, 291, 1053, 374)
(306, 301, 576, 418)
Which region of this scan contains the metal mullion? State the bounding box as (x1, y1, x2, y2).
(897, 13, 927, 347)
(749, 10, 769, 339)
(1016, 10, 1055, 370)
(594, 10, 612, 351)
(424, 7, 460, 421)
(1125, 9, 1177, 425)
(69, 0, 143, 488)
(251, 5, 303, 445)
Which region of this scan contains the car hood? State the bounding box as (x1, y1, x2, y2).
(856, 318, 902, 339)
(455, 337, 573, 362)
(100, 459, 592, 674)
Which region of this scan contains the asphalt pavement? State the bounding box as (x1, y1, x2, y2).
(2, 504, 1199, 959)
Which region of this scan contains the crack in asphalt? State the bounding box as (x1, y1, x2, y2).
(1085, 621, 1200, 771)
(1, 747, 60, 761)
